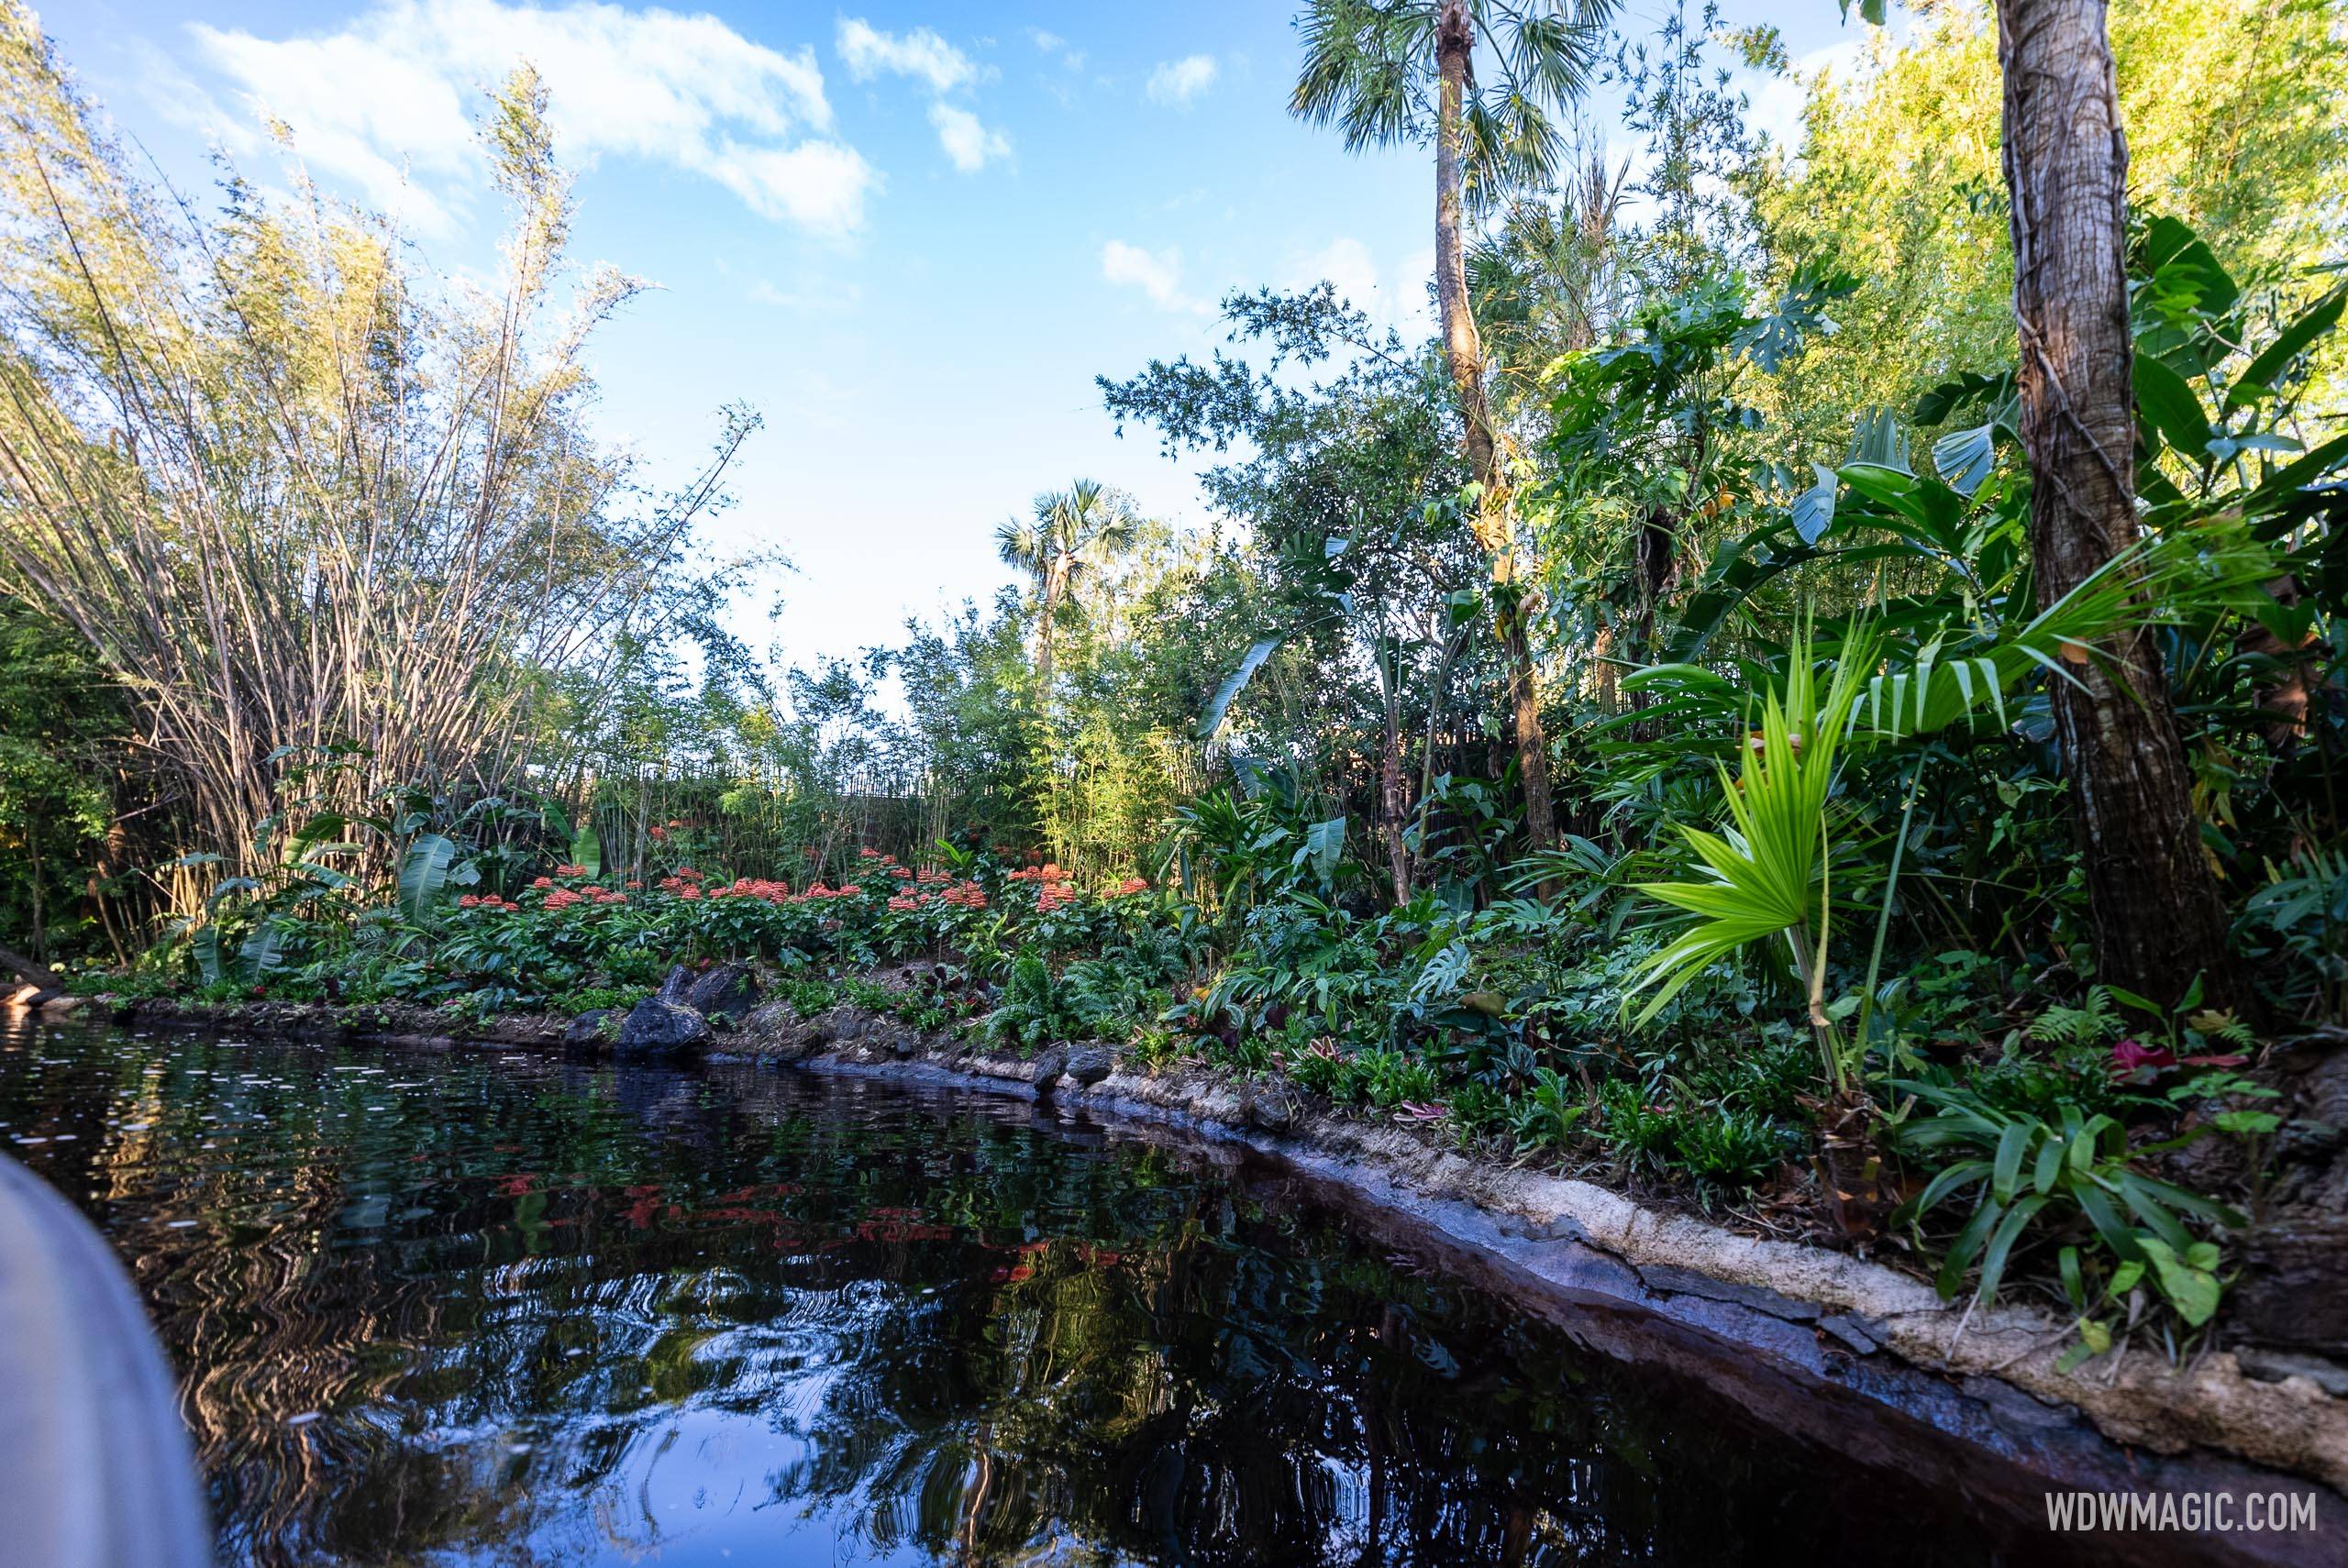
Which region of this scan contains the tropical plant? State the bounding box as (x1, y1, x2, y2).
(1844, 0, 2233, 1010)
(994, 480, 1142, 690)
(1293, 0, 1623, 855)
(1893, 1075, 2250, 1338)
(1623, 627, 1873, 1088)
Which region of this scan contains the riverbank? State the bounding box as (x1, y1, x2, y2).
(12, 978, 2344, 1551)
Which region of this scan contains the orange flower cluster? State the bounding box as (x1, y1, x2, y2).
(457, 893, 520, 911)
(1111, 877, 1150, 896)
(708, 877, 794, 902)
(542, 885, 626, 911)
(1005, 863, 1096, 912)
(554, 864, 587, 877)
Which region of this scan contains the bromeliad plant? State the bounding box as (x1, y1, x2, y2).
(1623, 627, 1875, 1089)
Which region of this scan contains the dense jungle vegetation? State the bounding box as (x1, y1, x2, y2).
(4, 0, 2347, 1364)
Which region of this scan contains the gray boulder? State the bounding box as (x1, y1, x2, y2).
(562, 1010, 612, 1047)
(1244, 1081, 1300, 1133)
(682, 963, 760, 1022)
(615, 998, 710, 1057)
(1029, 1046, 1069, 1093)
(1063, 1046, 1114, 1087)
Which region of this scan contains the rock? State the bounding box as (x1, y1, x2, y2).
(1030, 1046, 1069, 1093)
(653, 965, 693, 1003)
(1063, 1046, 1114, 1087)
(615, 999, 709, 1057)
(681, 963, 760, 1022)
(740, 999, 798, 1041)
(825, 1008, 869, 1044)
(2235, 1348, 2348, 1397)
(563, 1010, 612, 1047)
(1244, 1082, 1299, 1133)
(1819, 1313, 1882, 1355)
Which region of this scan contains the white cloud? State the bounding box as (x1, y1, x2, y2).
(1291, 237, 1381, 311)
(1101, 239, 1208, 315)
(702, 138, 877, 230)
(184, 0, 868, 236)
(1285, 237, 1434, 335)
(928, 104, 1010, 172)
(1146, 54, 1217, 107)
(836, 17, 977, 93)
(836, 18, 1003, 175)
(1028, 27, 1084, 71)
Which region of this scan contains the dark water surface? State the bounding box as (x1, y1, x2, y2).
(3, 1018, 2071, 1567)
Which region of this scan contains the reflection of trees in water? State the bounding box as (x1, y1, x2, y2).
(760, 1213, 1662, 1567)
(3, 1032, 1999, 1568)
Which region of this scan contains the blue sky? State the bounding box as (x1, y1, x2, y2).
(34, 0, 1866, 676)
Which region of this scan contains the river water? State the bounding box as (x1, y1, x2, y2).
(1, 1016, 2119, 1565)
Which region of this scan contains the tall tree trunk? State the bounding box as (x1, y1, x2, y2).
(26, 816, 44, 964)
(1379, 649, 1412, 904)
(1996, 0, 2232, 1006)
(1435, 0, 1556, 856)
(1036, 560, 1064, 691)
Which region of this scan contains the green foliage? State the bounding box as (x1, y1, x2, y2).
(1893, 1075, 2251, 1330)
(0, 599, 125, 963)
(1509, 1066, 1589, 1158)
(6, 1, 2341, 1363)
(1625, 628, 1871, 1067)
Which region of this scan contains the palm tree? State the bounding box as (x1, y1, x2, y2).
(1844, 0, 2232, 1005)
(994, 480, 1140, 692)
(1292, 0, 1618, 856)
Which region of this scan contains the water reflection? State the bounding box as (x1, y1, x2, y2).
(2, 1021, 2035, 1565)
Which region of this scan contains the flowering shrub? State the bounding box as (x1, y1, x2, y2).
(301, 846, 1171, 1008)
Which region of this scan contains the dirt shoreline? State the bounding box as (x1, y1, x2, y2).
(14, 988, 2346, 1560)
